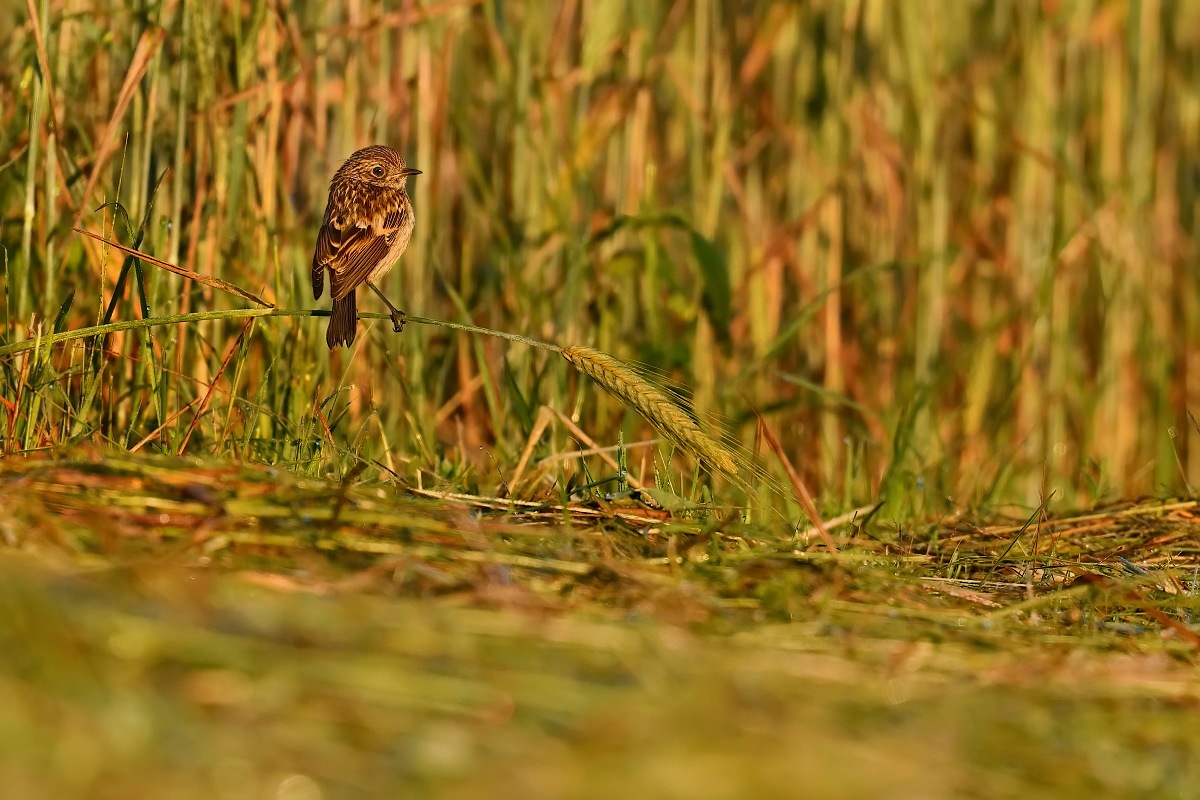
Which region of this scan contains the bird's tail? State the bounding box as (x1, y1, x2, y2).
(326, 291, 357, 349)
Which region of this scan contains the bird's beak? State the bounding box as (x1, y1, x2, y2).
(401, 167, 422, 177)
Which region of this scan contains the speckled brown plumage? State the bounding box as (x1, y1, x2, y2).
(311, 146, 419, 349)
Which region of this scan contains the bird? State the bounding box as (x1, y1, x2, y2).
(311, 145, 420, 348)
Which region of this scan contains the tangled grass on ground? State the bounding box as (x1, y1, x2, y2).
(2, 450, 1200, 798)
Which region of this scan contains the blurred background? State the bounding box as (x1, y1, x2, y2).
(2, 0, 1199, 514)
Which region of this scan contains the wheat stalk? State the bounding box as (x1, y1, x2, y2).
(22, 232, 750, 489)
(560, 345, 745, 484)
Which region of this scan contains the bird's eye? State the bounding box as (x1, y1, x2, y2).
(372, 165, 385, 177)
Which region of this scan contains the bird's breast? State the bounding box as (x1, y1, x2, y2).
(369, 194, 415, 281)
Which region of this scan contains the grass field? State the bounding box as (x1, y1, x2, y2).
(3, 0, 1200, 797)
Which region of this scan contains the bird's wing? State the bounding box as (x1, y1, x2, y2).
(316, 207, 407, 301)
(311, 225, 332, 298)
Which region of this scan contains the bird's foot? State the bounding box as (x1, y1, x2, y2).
(390, 309, 407, 333)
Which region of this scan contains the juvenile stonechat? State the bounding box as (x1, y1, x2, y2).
(311, 145, 419, 348)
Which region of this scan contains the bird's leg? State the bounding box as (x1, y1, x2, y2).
(367, 281, 406, 333)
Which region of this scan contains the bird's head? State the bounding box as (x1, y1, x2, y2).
(337, 145, 421, 190)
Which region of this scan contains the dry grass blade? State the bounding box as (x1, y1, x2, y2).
(24, 0, 63, 143)
(508, 406, 554, 493)
(560, 346, 744, 485)
(73, 27, 165, 227)
(176, 317, 255, 455)
(74, 228, 272, 307)
(545, 404, 645, 490)
(129, 396, 202, 452)
(756, 412, 838, 552)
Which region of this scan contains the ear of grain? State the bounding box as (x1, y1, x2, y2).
(561, 345, 745, 486)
